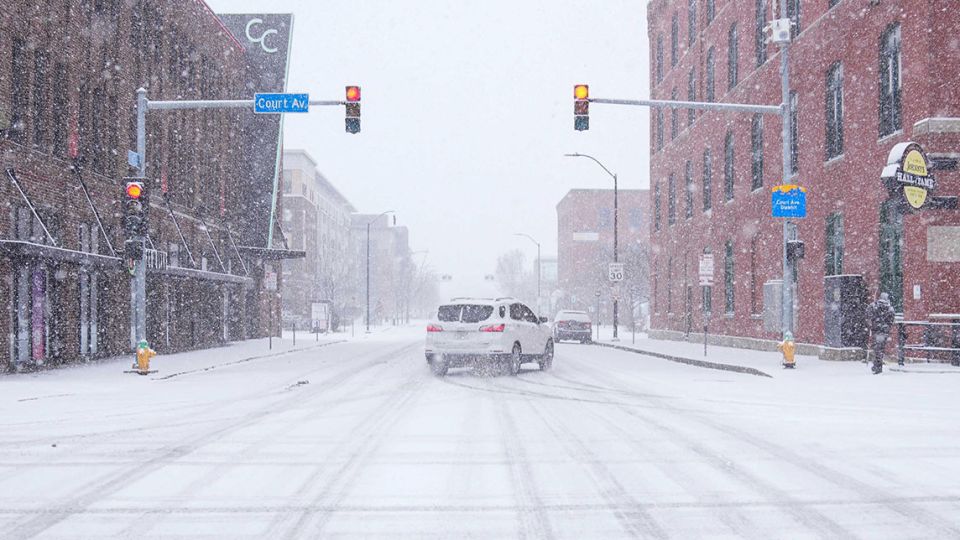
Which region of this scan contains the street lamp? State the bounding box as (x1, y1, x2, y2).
(513, 233, 541, 315)
(366, 210, 395, 333)
(565, 152, 620, 340)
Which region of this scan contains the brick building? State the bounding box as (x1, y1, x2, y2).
(281, 149, 357, 329)
(647, 0, 960, 350)
(0, 2, 293, 370)
(557, 189, 649, 325)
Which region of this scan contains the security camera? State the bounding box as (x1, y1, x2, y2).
(764, 18, 794, 45)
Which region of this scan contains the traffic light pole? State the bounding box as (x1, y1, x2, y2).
(131, 87, 351, 349)
(582, 19, 794, 338)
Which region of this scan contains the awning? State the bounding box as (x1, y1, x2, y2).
(148, 265, 254, 286)
(236, 245, 306, 260)
(0, 240, 122, 268)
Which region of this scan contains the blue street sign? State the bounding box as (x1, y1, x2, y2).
(254, 93, 309, 114)
(771, 185, 807, 218)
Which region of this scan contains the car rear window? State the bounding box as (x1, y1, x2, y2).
(437, 304, 494, 323)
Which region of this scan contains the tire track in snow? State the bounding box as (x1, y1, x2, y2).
(525, 395, 668, 539)
(3, 341, 419, 540)
(269, 362, 428, 539)
(559, 352, 960, 538)
(116, 342, 422, 538)
(494, 389, 557, 540)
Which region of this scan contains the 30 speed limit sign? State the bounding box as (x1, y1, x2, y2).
(608, 262, 625, 282)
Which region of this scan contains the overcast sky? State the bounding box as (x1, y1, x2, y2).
(207, 0, 650, 294)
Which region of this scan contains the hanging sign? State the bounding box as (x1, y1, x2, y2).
(881, 142, 937, 210)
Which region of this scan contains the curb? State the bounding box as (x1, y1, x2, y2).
(593, 342, 773, 378)
(154, 340, 348, 380)
(888, 366, 960, 374)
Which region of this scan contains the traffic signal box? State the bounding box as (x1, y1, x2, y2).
(123, 179, 147, 260)
(345, 86, 361, 134)
(574, 85, 589, 131)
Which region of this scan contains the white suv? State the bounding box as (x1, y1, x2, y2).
(424, 297, 554, 376)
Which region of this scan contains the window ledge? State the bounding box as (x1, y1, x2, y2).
(878, 129, 903, 145)
(824, 153, 845, 167)
(750, 313, 762, 320)
(724, 312, 735, 319)
(751, 186, 764, 194)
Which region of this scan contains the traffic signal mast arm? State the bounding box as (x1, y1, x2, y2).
(145, 98, 347, 111)
(588, 96, 781, 116)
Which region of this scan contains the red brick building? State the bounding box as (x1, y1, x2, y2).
(557, 189, 649, 326)
(647, 0, 960, 351)
(0, 2, 292, 370)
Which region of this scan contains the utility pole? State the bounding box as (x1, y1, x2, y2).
(365, 210, 394, 333)
(777, 0, 796, 337)
(564, 153, 620, 339)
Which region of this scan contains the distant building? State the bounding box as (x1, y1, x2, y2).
(557, 189, 649, 324)
(647, 0, 960, 352)
(281, 150, 357, 328)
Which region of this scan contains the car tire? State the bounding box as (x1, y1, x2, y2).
(508, 343, 522, 376)
(429, 356, 448, 377)
(539, 339, 554, 371)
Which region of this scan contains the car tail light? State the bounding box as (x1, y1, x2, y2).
(427, 324, 443, 332)
(480, 323, 505, 332)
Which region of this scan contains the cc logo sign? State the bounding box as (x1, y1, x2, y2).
(245, 18, 279, 54)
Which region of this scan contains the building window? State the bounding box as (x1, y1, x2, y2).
(750, 234, 759, 314)
(787, 0, 801, 37)
(656, 108, 664, 151)
(667, 257, 674, 313)
(32, 50, 49, 148)
(724, 131, 734, 201)
(656, 35, 664, 84)
(282, 173, 292, 194)
(706, 0, 715, 23)
(687, 69, 696, 126)
(670, 88, 678, 140)
(688, 0, 697, 46)
(755, 0, 768, 67)
(789, 90, 799, 174)
(9, 37, 28, 143)
(685, 160, 694, 219)
(751, 114, 764, 191)
(598, 207, 612, 228)
(825, 212, 844, 276)
(826, 62, 844, 160)
(52, 64, 68, 156)
(671, 13, 679, 67)
(654, 183, 662, 231)
(724, 240, 735, 314)
(879, 200, 903, 311)
(703, 148, 713, 211)
(629, 207, 643, 230)
(829, 0, 840, 7)
(668, 173, 677, 225)
(879, 23, 902, 137)
(728, 24, 739, 90)
(706, 47, 716, 102)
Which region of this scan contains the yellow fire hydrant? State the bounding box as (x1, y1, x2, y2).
(778, 331, 796, 369)
(135, 339, 157, 374)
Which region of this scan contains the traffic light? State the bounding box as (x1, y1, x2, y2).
(345, 85, 361, 134)
(574, 84, 589, 131)
(123, 179, 145, 238)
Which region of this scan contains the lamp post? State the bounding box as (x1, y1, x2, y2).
(366, 210, 395, 333)
(565, 152, 620, 340)
(513, 233, 541, 314)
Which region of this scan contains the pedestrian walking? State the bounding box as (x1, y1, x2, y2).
(866, 292, 896, 374)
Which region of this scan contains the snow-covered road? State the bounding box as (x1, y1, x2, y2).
(2, 330, 960, 539)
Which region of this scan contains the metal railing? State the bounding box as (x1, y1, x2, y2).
(896, 320, 960, 366)
(144, 248, 168, 271)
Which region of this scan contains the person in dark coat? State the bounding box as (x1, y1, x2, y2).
(866, 292, 896, 374)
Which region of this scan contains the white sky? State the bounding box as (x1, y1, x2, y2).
(207, 0, 650, 292)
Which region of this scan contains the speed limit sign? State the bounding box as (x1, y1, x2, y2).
(608, 262, 625, 282)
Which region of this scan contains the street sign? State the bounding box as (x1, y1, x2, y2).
(771, 184, 808, 218)
(254, 93, 309, 114)
(127, 150, 142, 168)
(698, 253, 714, 286)
(608, 262, 625, 282)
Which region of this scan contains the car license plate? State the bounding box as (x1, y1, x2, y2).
(456, 331, 469, 340)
